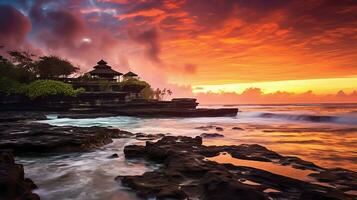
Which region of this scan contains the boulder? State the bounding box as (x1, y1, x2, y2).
(200, 133, 224, 138)
(0, 151, 39, 200)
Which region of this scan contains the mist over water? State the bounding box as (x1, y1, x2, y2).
(18, 104, 357, 199)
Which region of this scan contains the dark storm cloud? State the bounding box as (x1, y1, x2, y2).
(29, 0, 47, 23)
(39, 10, 85, 48)
(25, 0, 85, 48)
(129, 27, 161, 63)
(0, 4, 31, 47)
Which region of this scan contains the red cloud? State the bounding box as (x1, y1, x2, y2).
(0, 5, 31, 48)
(129, 27, 161, 63)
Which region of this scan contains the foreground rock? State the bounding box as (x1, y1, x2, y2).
(0, 151, 39, 200)
(200, 133, 224, 138)
(117, 136, 355, 200)
(0, 122, 133, 153)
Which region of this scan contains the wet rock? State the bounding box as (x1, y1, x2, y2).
(215, 127, 224, 131)
(308, 168, 357, 192)
(135, 133, 165, 141)
(299, 191, 347, 200)
(280, 156, 321, 170)
(0, 151, 40, 200)
(123, 145, 146, 158)
(118, 136, 354, 200)
(232, 126, 244, 130)
(200, 133, 224, 138)
(0, 122, 133, 153)
(227, 144, 283, 162)
(195, 125, 225, 132)
(202, 174, 267, 200)
(118, 136, 267, 199)
(195, 125, 216, 131)
(108, 153, 119, 159)
(110, 130, 134, 139)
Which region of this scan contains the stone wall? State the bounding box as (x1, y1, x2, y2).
(0, 92, 127, 111)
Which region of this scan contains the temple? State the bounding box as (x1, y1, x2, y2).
(123, 71, 139, 81)
(88, 59, 123, 82)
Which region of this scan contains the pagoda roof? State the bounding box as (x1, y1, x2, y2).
(97, 59, 107, 65)
(88, 59, 123, 76)
(123, 71, 138, 77)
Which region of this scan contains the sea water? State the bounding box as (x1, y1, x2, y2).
(17, 104, 357, 199)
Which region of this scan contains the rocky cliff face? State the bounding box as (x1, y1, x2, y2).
(0, 151, 39, 200)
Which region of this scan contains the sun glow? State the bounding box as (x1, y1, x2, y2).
(192, 77, 357, 94)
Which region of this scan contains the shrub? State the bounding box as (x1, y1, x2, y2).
(118, 78, 150, 87)
(118, 78, 153, 99)
(25, 80, 85, 99)
(0, 61, 35, 83)
(0, 77, 26, 95)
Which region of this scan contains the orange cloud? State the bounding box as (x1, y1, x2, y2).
(2, 0, 357, 104)
(117, 9, 165, 20)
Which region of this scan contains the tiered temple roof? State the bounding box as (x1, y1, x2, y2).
(88, 60, 122, 77)
(123, 71, 138, 77)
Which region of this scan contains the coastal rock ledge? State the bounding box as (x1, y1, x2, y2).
(0, 122, 133, 153)
(0, 151, 39, 200)
(117, 136, 356, 200)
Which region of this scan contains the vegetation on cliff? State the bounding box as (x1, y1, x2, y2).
(1, 48, 171, 100)
(118, 78, 172, 100)
(3, 51, 79, 79)
(0, 77, 26, 95)
(26, 80, 85, 99)
(0, 50, 84, 99)
(0, 77, 84, 99)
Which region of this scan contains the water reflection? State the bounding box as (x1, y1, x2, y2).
(206, 153, 315, 181)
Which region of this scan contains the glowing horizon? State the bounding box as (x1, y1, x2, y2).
(192, 76, 357, 95)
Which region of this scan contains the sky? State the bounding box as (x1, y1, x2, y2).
(0, 0, 356, 104)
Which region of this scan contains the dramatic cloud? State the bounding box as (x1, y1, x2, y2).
(0, 0, 356, 103)
(129, 27, 161, 63)
(0, 5, 31, 47)
(37, 10, 85, 48)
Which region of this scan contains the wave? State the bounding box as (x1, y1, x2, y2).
(256, 112, 357, 124)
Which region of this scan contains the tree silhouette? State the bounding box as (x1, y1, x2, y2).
(34, 56, 79, 78)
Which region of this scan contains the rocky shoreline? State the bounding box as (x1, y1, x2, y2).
(0, 123, 134, 154)
(0, 113, 356, 200)
(118, 136, 356, 200)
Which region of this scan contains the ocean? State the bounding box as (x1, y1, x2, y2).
(17, 103, 357, 199)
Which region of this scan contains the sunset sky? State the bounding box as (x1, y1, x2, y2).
(1, 0, 356, 103)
